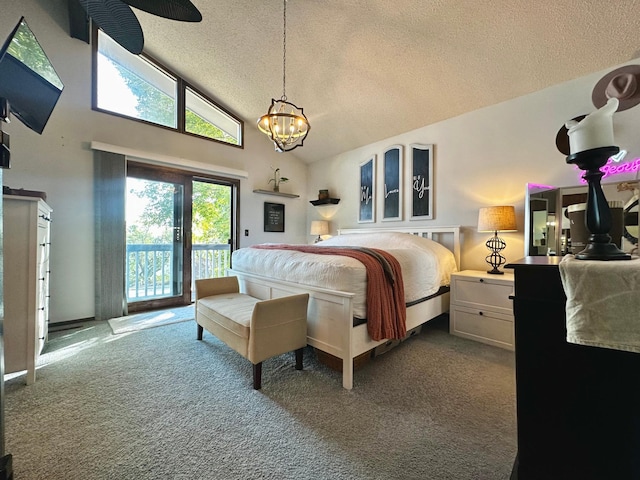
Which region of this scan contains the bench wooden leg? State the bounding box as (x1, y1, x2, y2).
(295, 348, 303, 370)
(253, 362, 262, 390)
(196, 324, 203, 340)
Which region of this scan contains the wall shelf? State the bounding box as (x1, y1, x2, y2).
(310, 198, 340, 206)
(253, 189, 299, 198)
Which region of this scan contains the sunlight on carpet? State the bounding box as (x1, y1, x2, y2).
(108, 305, 195, 334)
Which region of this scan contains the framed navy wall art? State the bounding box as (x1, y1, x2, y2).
(264, 202, 285, 232)
(359, 155, 376, 223)
(410, 144, 433, 220)
(382, 145, 403, 221)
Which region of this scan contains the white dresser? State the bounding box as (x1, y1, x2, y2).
(449, 270, 514, 350)
(3, 195, 52, 384)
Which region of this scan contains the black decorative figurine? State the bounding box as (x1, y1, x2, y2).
(566, 146, 631, 260)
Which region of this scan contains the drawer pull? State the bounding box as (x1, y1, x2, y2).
(479, 311, 484, 316)
(479, 278, 484, 283)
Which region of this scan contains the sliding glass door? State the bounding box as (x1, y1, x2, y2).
(126, 176, 185, 305)
(126, 162, 237, 312)
(191, 180, 232, 298)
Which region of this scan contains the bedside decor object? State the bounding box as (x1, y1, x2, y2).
(564, 97, 631, 260)
(310, 220, 329, 243)
(268, 167, 288, 192)
(257, 0, 310, 152)
(478, 205, 517, 274)
(318, 189, 329, 200)
(264, 202, 285, 232)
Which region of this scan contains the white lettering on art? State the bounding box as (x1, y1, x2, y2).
(413, 175, 429, 199)
(361, 185, 372, 204)
(384, 183, 399, 198)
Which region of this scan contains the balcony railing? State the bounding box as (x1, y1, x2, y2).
(126, 243, 230, 301)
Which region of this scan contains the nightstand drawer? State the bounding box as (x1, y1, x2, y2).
(450, 306, 514, 350)
(452, 277, 513, 312)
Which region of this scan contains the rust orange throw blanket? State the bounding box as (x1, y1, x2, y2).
(251, 244, 406, 340)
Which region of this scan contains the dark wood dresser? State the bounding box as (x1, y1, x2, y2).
(507, 257, 640, 480)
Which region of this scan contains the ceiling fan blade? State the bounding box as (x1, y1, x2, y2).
(121, 0, 202, 22)
(78, 0, 144, 54)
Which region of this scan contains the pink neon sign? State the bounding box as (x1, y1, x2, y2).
(575, 156, 640, 183)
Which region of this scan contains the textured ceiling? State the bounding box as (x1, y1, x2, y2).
(134, 0, 640, 163)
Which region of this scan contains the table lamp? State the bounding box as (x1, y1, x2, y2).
(478, 206, 517, 274)
(310, 220, 329, 243)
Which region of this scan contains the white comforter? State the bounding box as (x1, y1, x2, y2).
(231, 232, 457, 318)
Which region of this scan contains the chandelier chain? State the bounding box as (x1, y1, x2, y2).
(282, 0, 287, 100)
(257, 0, 309, 152)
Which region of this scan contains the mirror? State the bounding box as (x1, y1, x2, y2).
(525, 184, 558, 255)
(525, 181, 639, 256)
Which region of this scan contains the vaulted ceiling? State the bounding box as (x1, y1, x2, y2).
(107, 1, 640, 163)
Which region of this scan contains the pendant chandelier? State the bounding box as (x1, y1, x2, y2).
(258, 0, 310, 152)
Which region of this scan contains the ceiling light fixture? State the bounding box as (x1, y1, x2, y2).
(258, 0, 310, 152)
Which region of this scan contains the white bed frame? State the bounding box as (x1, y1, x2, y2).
(229, 226, 461, 390)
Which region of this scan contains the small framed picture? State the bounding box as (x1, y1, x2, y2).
(264, 202, 285, 232)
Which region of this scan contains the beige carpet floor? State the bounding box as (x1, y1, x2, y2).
(108, 304, 195, 334)
(6, 314, 517, 479)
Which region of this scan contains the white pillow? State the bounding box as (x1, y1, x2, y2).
(318, 231, 441, 253)
(318, 231, 458, 284)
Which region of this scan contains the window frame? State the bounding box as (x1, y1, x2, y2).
(91, 27, 244, 149)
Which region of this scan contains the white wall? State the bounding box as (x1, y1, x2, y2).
(5, 2, 640, 321)
(307, 61, 640, 271)
(1, 1, 309, 323)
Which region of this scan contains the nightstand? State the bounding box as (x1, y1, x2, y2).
(449, 270, 515, 350)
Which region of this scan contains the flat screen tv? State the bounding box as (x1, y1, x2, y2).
(0, 16, 64, 134)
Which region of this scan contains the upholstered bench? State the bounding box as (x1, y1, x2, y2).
(195, 276, 309, 389)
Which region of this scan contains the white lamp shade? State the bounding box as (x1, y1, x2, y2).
(310, 220, 329, 236)
(478, 206, 517, 232)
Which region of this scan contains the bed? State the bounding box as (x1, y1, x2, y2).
(229, 226, 461, 389)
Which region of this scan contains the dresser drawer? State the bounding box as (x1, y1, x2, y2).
(452, 276, 513, 312)
(450, 305, 514, 350)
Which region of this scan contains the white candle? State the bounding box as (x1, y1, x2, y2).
(566, 98, 619, 154)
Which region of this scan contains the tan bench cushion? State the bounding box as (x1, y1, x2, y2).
(197, 293, 259, 340)
(195, 277, 308, 373)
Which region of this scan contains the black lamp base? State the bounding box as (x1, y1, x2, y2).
(487, 267, 505, 275)
(566, 146, 632, 261)
(485, 232, 507, 274)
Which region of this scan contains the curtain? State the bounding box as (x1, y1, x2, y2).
(94, 151, 127, 321)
